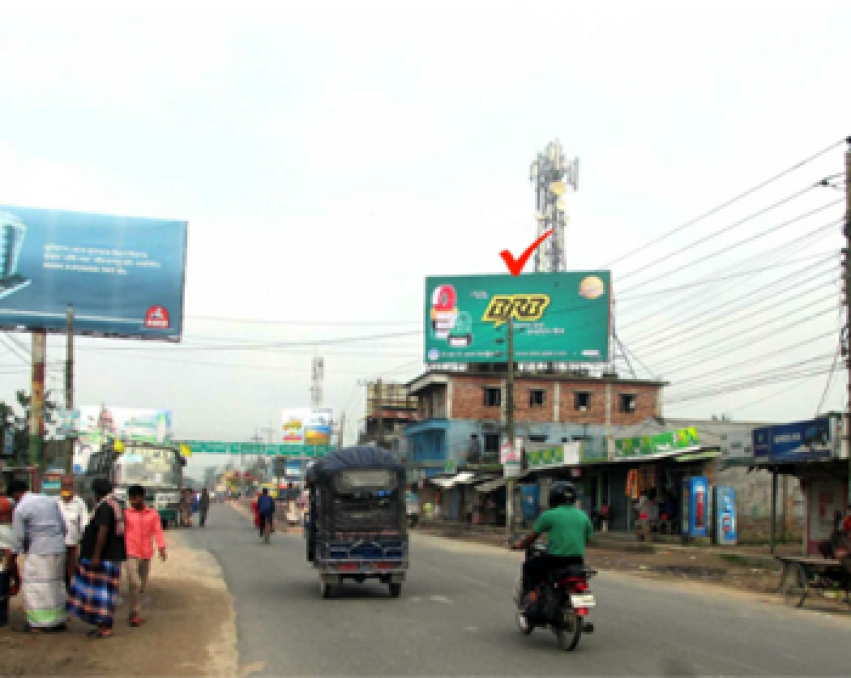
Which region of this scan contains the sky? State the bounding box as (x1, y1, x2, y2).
(1, 0, 849, 477)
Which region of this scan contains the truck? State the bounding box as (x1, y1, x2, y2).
(77, 440, 186, 528)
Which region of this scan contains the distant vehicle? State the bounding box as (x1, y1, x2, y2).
(406, 491, 420, 527)
(77, 441, 186, 528)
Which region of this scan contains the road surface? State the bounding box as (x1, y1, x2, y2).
(183, 505, 851, 676)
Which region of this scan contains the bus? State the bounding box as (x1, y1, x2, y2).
(78, 441, 185, 528)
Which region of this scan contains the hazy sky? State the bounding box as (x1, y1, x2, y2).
(1, 0, 849, 476)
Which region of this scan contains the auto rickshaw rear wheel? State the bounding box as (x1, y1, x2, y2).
(389, 583, 402, 598)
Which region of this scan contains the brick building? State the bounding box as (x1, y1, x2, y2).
(404, 368, 667, 482)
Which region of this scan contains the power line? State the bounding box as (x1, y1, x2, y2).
(616, 218, 839, 325)
(186, 315, 419, 327)
(618, 201, 842, 295)
(665, 363, 841, 406)
(72, 329, 423, 354)
(653, 303, 837, 373)
(601, 137, 847, 270)
(629, 265, 839, 354)
(616, 249, 836, 302)
(617, 184, 821, 284)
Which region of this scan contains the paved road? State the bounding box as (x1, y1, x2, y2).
(183, 505, 850, 676)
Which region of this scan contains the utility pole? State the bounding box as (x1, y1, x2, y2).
(376, 379, 384, 449)
(505, 317, 516, 537)
(65, 304, 74, 475)
(30, 330, 47, 475)
(845, 136, 851, 508)
(337, 412, 345, 450)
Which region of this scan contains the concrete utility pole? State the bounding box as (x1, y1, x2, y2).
(845, 137, 851, 506)
(65, 304, 74, 475)
(505, 317, 516, 537)
(30, 330, 46, 474)
(376, 379, 384, 449)
(337, 412, 345, 450)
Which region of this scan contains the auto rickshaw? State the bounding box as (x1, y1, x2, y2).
(304, 446, 408, 599)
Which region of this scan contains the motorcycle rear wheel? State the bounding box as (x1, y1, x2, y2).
(555, 610, 582, 651)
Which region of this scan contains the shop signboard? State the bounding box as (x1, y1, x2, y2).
(424, 272, 611, 364)
(580, 437, 609, 463)
(282, 408, 334, 446)
(0, 205, 187, 340)
(720, 430, 753, 460)
(56, 408, 81, 438)
(714, 486, 737, 546)
(752, 415, 838, 463)
(526, 442, 581, 470)
(615, 427, 700, 460)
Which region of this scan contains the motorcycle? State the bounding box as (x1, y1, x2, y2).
(512, 541, 596, 651)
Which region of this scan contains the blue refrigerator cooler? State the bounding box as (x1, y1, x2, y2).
(681, 476, 711, 539)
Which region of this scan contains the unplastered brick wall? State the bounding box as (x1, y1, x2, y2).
(448, 374, 663, 426)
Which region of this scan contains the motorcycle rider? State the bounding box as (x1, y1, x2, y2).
(511, 481, 593, 602)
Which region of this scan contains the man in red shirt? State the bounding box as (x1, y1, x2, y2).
(124, 485, 167, 627)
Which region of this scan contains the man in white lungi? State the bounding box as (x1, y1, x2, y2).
(8, 480, 68, 633)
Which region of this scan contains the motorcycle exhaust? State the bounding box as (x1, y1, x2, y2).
(582, 622, 594, 634)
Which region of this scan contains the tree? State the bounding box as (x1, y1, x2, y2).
(0, 389, 61, 464)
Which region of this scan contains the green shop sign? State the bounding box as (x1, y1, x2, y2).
(527, 446, 565, 470)
(614, 427, 700, 459)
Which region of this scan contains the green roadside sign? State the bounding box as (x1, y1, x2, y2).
(176, 441, 334, 457)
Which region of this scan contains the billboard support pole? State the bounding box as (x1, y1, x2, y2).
(29, 330, 46, 474)
(65, 304, 74, 475)
(505, 317, 515, 538)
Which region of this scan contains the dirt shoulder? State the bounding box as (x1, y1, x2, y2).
(0, 530, 238, 677)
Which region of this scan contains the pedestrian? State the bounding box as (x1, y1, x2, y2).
(123, 485, 167, 628)
(199, 488, 210, 528)
(251, 491, 262, 536)
(6, 480, 68, 633)
(257, 488, 275, 543)
(1, 497, 22, 599)
(66, 478, 127, 639)
(55, 475, 89, 590)
(180, 489, 193, 527)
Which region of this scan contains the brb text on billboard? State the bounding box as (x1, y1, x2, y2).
(482, 294, 550, 326)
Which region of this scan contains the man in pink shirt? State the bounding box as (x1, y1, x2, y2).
(124, 485, 167, 627)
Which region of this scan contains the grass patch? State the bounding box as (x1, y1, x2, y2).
(720, 553, 780, 571)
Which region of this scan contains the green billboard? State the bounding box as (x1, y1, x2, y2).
(614, 427, 700, 460)
(176, 441, 333, 457)
(424, 272, 611, 364)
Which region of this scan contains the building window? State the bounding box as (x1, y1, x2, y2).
(530, 389, 546, 408)
(620, 394, 636, 413)
(484, 388, 502, 407)
(529, 435, 547, 443)
(575, 392, 591, 411)
(483, 433, 500, 461)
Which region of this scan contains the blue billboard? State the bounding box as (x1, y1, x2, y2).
(752, 415, 837, 464)
(0, 205, 187, 341)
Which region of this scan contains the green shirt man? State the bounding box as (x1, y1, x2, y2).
(534, 504, 594, 557)
(512, 483, 593, 597)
